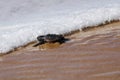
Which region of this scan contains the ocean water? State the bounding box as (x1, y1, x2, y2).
(0, 0, 120, 54)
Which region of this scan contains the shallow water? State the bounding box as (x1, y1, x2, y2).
(0, 22, 120, 80)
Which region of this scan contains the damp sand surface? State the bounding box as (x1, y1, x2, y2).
(0, 22, 120, 80)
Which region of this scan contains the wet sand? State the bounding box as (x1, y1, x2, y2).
(0, 22, 120, 80)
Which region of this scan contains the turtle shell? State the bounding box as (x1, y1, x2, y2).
(44, 34, 64, 43)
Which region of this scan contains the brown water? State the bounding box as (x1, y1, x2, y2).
(0, 22, 120, 80)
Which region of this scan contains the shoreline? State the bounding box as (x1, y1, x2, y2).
(0, 20, 120, 56)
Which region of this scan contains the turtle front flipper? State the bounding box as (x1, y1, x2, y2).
(33, 40, 45, 47)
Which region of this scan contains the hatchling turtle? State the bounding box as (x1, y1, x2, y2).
(33, 34, 67, 47)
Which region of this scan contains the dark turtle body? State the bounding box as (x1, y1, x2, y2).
(44, 34, 65, 43)
(33, 34, 67, 47)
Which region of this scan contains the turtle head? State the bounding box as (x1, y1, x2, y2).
(37, 35, 45, 41)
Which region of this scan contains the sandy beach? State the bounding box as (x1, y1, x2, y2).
(0, 22, 120, 80)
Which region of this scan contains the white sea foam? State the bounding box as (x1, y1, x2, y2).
(0, 0, 120, 54)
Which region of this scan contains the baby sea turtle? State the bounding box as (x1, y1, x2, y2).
(33, 34, 68, 47)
